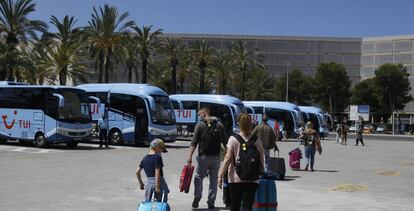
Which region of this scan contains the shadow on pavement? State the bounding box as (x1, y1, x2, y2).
(194, 207, 229, 211)
(165, 145, 190, 149)
(281, 175, 300, 181)
(3, 141, 108, 151)
(314, 169, 339, 173)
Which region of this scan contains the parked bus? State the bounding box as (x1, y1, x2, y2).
(299, 106, 329, 138)
(0, 85, 94, 148)
(77, 83, 177, 145)
(170, 94, 245, 135)
(243, 101, 304, 138)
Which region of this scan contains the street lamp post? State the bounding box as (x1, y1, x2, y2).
(286, 62, 290, 102)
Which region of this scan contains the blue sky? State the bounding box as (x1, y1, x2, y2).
(30, 0, 414, 37)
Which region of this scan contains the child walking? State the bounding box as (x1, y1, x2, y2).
(136, 139, 170, 202)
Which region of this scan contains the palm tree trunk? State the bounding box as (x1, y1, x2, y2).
(128, 65, 132, 83)
(105, 50, 112, 83)
(199, 64, 206, 94)
(98, 51, 104, 83)
(142, 59, 148, 83)
(6, 68, 14, 81)
(222, 79, 226, 95)
(241, 68, 246, 100)
(180, 80, 184, 93)
(171, 63, 177, 94)
(59, 66, 68, 85)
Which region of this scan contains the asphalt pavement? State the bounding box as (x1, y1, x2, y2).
(0, 135, 413, 211)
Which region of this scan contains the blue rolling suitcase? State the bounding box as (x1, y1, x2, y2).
(137, 192, 170, 211)
(254, 178, 278, 211)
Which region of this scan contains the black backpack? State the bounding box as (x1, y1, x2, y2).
(199, 120, 221, 156)
(232, 133, 261, 180)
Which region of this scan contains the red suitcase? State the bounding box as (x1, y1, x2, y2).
(179, 164, 194, 193)
(289, 148, 302, 170)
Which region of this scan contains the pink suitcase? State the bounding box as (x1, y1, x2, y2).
(289, 148, 302, 170)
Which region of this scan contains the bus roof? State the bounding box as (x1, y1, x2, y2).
(298, 106, 324, 114)
(243, 101, 300, 111)
(170, 94, 243, 105)
(0, 81, 29, 85)
(77, 83, 168, 96)
(0, 84, 83, 91)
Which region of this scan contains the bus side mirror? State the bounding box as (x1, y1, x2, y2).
(53, 93, 65, 108)
(89, 96, 101, 108)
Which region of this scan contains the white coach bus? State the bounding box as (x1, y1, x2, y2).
(78, 83, 177, 145)
(0, 84, 94, 148)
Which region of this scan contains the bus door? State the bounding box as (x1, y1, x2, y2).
(45, 94, 59, 142)
(135, 97, 148, 143)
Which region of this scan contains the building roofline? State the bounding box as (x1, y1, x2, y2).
(162, 33, 362, 42)
(363, 34, 414, 42)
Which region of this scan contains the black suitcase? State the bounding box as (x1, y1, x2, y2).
(267, 150, 286, 180)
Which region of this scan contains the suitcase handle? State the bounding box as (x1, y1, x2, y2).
(273, 149, 280, 158)
(150, 191, 167, 203)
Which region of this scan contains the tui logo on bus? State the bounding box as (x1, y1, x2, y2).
(2, 110, 30, 129)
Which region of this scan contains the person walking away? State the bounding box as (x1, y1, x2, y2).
(274, 121, 281, 141)
(355, 125, 365, 146)
(187, 108, 227, 209)
(136, 139, 170, 202)
(218, 113, 265, 211)
(298, 121, 320, 171)
(98, 114, 109, 148)
(252, 114, 278, 170)
(336, 124, 341, 144)
(341, 124, 348, 146)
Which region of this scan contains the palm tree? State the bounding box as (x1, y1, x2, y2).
(132, 25, 162, 83)
(231, 40, 263, 100)
(45, 44, 88, 85)
(210, 50, 236, 94)
(47, 15, 82, 45)
(158, 38, 185, 94)
(0, 0, 47, 81)
(177, 57, 192, 94)
(122, 36, 139, 83)
(245, 68, 275, 100)
(46, 15, 84, 85)
(86, 4, 135, 83)
(190, 40, 215, 94)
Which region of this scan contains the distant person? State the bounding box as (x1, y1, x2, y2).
(218, 113, 265, 211)
(341, 124, 348, 146)
(274, 121, 281, 141)
(355, 125, 365, 146)
(187, 107, 227, 209)
(98, 114, 109, 148)
(336, 124, 341, 144)
(252, 114, 279, 170)
(136, 139, 169, 202)
(298, 121, 320, 171)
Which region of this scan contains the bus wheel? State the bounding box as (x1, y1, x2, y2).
(35, 133, 48, 148)
(0, 138, 6, 144)
(66, 142, 79, 148)
(109, 129, 123, 145)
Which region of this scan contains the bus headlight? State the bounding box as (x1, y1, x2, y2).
(150, 129, 160, 135)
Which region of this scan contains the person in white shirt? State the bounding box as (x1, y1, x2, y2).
(98, 114, 109, 148)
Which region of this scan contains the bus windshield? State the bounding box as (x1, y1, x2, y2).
(151, 95, 175, 125)
(57, 89, 90, 123)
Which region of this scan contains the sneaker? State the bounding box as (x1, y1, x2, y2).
(192, 197, 200, 209)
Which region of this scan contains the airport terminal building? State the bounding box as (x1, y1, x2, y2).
(88, 33, 414, 117)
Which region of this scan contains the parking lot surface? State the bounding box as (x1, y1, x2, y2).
(0, 137, 413, 211)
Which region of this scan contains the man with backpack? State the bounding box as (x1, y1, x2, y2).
(252, 115, 279, 170)
(187, 108, 227, 209)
